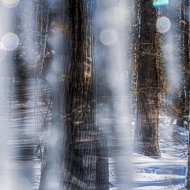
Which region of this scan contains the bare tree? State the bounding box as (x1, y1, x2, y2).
(134, 0, 160, 157)
(39, 0, 109, 189)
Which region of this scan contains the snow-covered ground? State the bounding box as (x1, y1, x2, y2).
(5, 116, 188, 190)
(133, 118, 188, 190)
(133, 152, 187, 190)
(133, 117, 188, 189)
(109, 116, 189, 189)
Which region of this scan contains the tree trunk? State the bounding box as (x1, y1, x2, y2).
(39, 0, 109, 189)
(64, 1, 109, 189)
(177, 0, 190, 188)
(135, 0, 160, 157)
(176, 0, 189, 129)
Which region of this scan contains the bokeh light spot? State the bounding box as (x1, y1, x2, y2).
(2, 33, 19, 51)
(2, 0, 20, 8)
(156, 17, 171, 33)
(100, 29, 118, 45)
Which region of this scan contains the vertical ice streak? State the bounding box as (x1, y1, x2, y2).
(95, 0, 133, 189)
(160, 0, 181, 90)
(0, 1, 28, 190)
(20, 1, 36, 65)
(157, 0, 182, 144)
(0, 1, 45, 189)
(0, 2, 15, 190)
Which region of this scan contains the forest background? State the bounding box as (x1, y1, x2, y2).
(0, 0, 189, 189)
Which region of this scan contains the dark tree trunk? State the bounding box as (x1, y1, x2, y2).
(177, 0, 189, 129)
(177, 0, 190, 188)
(39, 0, 109, 189)
(64, 1, 109, 189)
(135, 0, 160, 157)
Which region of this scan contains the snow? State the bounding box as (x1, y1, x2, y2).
(132, 117, 188, 189)
(110, 116, 189, 189)
(133, 185, 186, 190)
(5, 116, 188, 190)
(133, 152, 186, 189)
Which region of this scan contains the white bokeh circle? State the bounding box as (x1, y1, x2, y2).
(1, 33, 19, 51)
(100, 29, 118, 45)
(156, 17, 171, 33)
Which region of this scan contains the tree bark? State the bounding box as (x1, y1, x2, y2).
(39, 0, 109, 189)
(176, 0, 189, 129)
(64, 1, 109, 189)
(177, 0, 190, 188)
(135, 0, 160, 157)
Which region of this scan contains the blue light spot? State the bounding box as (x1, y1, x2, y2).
(153, 0, 169, 7)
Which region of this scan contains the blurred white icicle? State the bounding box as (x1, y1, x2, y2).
(0, 3, 13, 190)
(95, 0, 133, 189)
(0, 2, 28, 190)
(160, 0, 181, 90)
(0, 1, 36, 190)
